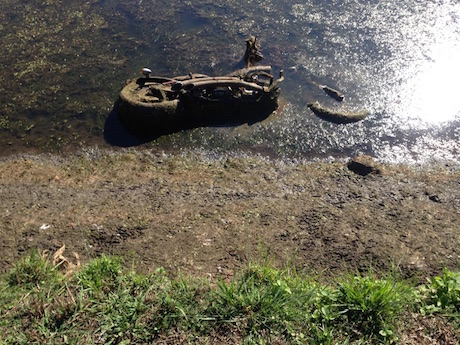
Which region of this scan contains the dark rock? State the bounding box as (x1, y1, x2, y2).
(347, 155, 382, 176)
(428, 194, 441, 203)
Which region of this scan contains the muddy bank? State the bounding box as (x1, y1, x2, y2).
(0, 149, 459, 281)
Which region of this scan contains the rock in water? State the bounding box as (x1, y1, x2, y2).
(320, 85, 344, 101)
(307, 101, 368, 124)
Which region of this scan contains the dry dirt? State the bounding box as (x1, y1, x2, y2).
(1, 149, 459, 283)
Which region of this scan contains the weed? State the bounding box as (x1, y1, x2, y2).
(419, 267, 460, 317)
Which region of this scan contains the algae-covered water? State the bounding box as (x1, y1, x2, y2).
(1, 0, 459, 163)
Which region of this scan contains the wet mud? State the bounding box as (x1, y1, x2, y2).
(0, 150, 459, 282)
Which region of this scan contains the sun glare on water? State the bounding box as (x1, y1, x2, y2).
(398, 6, 460, 124)
(403, 42, 460, 124)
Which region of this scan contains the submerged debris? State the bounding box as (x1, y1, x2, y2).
(118, 37, 283, 134)
(307, 101, 368, 124)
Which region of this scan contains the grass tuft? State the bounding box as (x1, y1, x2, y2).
(75, 254, 122, 293)
(211, 264, 320, 343)
(8, 249, 60, 289)
(335, 272, 413, 342)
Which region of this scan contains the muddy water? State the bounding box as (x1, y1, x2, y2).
(0, 0, 459, 163)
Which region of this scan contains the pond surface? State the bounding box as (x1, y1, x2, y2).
(1, 0, 459, 163)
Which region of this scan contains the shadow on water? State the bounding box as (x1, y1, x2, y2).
(103, 101, 275, 147)
(103, 103, 149, 147)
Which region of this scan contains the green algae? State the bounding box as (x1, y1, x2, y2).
(0, 0, 141, 153)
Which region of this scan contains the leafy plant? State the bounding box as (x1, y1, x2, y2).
(420, 267, 460, 316)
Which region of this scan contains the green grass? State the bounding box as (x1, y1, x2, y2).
(0, 251, 459, 344)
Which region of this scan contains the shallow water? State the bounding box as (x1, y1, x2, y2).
(1, 0, 459, 163)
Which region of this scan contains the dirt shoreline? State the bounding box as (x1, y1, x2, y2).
(0, 148, 459, 281)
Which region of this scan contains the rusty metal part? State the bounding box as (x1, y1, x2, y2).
(244, 36, 264, 67)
